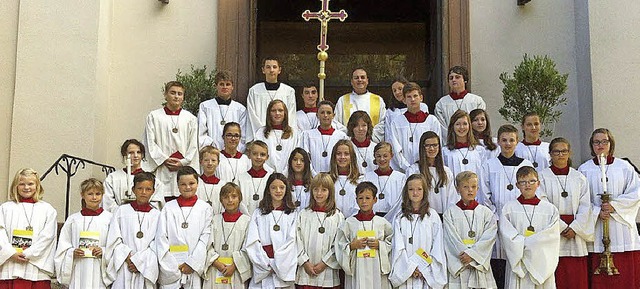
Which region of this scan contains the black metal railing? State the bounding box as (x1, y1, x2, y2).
(40, 154, 116, 219)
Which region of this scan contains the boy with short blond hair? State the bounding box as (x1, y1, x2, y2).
(443, 171, 497, 288)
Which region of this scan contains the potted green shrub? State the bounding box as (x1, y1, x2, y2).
(499, 54, 568, 137)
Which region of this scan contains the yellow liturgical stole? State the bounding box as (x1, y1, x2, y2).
(342, 93, 382, 125)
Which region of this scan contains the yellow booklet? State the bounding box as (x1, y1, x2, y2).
(12, 229, 33, 253)
(79, 231, 100, 258)
(524, 229, 535, 237)
(356, 230, 376, 258)
(215, 257, 234, 284)
(416, 248, 433, 264)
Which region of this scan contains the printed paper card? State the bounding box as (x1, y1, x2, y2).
(524, 229, 535, 237)
(356, 230, 376, 258)
(462, 239, 476, 246)
(12, 229, 33, 253)
(215, 257, 234, 284)
(79, 231, 100, 258)
(170, 244, 189, 264)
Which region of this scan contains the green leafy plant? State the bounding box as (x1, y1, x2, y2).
(163, 65, 217, 115)
(499, 54, 568, 137)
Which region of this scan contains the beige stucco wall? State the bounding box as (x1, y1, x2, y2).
(588, 1, 640, 164)
(3, 0, 217, 221)
(469, 0, 586, 160)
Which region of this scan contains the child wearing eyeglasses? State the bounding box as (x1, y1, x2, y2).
(499, 166, 559, 288)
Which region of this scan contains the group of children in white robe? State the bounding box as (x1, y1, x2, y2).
(4, 59, 638, 289)
(2, 152, 572, 289)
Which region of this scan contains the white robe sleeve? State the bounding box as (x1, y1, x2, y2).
(500, 203, 560, 285)
(144, 112, 168, 170)
(197, 102, 215, 149)
(609, 161, 640, 228)
(335, 219, 356, 276)
(479, 162, 496, 217)
(54, 217, 75, 285)
(0, 205, 17, 264)
(244, 210, 273, 283)
(389, 217, 417, 287)
(272, 213, 298, 282)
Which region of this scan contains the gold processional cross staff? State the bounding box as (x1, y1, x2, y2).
(302, 0, 348, 101)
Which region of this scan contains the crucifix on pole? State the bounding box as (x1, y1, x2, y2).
(302, 0, 348, 101)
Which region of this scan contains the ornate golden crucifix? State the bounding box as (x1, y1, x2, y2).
(302, 0, 348, 101)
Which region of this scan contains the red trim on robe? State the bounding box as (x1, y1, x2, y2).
(351, 138, 371, 148)
(593, 155, 614, 165)
(163, 106, 181, 115)
(130, 201, 152, 212)
(262, 245, 275, 258)
(374, 168, 393, 176)
(302, 107, 318, 113)
(449, 90, 468, 100)
(19, 198, 36, 203)
(177, 195, 198, 207)
(221, 150, 243, 159)
(517, 195, 540, 205)
(456, 200, 479, 210)
(292, 179, 305, 186)
(81, 207, 104, 216)
(354, 211, 375, 221)
(222, 211, 242, 222)
(522, 139, 542, 146)
(170, 151, 184, 159)
(123, 167, 144, 175)
(454, 142, 470, 149)
(318, 127, 335, 135)
(312, 206, 326, 213)
(404, 111, 428, 123)
(551, 165, 570, 175)
(247, 168, 268, 178)
(272, 124, 284, 130)
(200, 174, 220, 185)
(560, 214, 574, 225)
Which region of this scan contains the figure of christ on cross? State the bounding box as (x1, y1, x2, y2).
(302, 0, 348, 101)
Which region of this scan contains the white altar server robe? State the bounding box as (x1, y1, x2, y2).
(296, 209, 344, 287)
(388, 113, 443, 172)
(389, 209, 447, 289)
(246, 83, 297, 141)
(237, 169, 274, 216)
(217, 154, 251, 185)
(404, 166, 459, 215)
(515, 142, 551, 172)
(363, 170, 406, 215)
(334, 175, 363, 218)
(479, 157, 533, 259)
(203, 213, 252, 289)
(103, 169, 165, 212)
(434, 93, 485, 136)
(499, 200, 560, 289)
(538, 168, 594, 256)
(578, 158, 640, 253)
(197, 179, 224, 215)
(55, 210, 112, 289)
(443, 204, 497, 289)
(253, 127, 300, 174)
(352, 141, 377, 175)
(0, 201, 57, 281)
(143, 108, 200, 195)
(336, 215, 393, 289)
(300, 128, 348, 174)
(157, 200, 213, 289)
(244, 209, 298, 288)
(104, 204, 160, 289)
(442, 145, 487, 177)
(198, 99, 248, 150)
